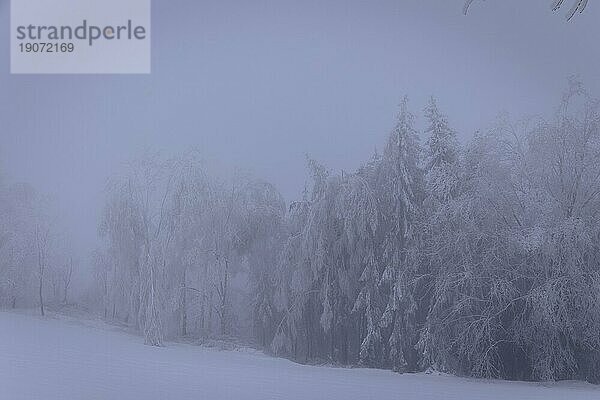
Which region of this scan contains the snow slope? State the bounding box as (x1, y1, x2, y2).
(1, 311, 599, 400)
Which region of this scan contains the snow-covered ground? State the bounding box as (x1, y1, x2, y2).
(1, 311, 599, 400)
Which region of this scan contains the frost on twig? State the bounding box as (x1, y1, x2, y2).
(463, 0, 589, 20)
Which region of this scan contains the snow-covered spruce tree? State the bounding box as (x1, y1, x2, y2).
(339, 171, 379, 365)
(272, 187, 313, 359)
(423, 97, 460, 205)
(272, 158, 379, 364)
(315, 165, 380, 365)
(283, 159, 333, 362)
(374, 97, 425, 371)
(417, 97, 467, 373)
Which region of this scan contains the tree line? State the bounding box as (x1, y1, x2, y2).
(90, 81, 600, 383)
(2, 80, 600, 383)
(0, 184, 74, 315)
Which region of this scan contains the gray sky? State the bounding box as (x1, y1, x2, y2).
(1, 0, 599, 266)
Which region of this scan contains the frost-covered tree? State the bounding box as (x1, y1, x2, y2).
(417, 81, 600, 383)
(272, 158, 379, 364)
(375, 97, 425, 371)
(0, 183, 37, 309)
(238, 180, 286, 346)
(100, 153, 176, 345)
(424, 97, 460, 204)
(96, 153, 286, 345)
(0, 181, 63, 316)
(79, 83, 600, 384)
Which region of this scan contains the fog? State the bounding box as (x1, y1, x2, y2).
(2, 0, 599, 271)
(3, 1, 600, 397)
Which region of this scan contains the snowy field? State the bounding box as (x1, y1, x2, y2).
(1, 311, 599, 400)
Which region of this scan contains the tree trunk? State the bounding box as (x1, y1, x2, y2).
(181, 269, 187, 336)
(330, 323, 335, 362)
(305, 301, 312, 362)
(103, 277, 108, 318)
(330, 303, 336, 361)
(208, 290, 213, 336)
(293, 334, 298, 360)
(220, 259, 229, 335)
(39, 275, 44, 316)
(200, 266, 206, 336)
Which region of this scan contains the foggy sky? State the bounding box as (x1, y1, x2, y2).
(1, 0, 599, 270)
